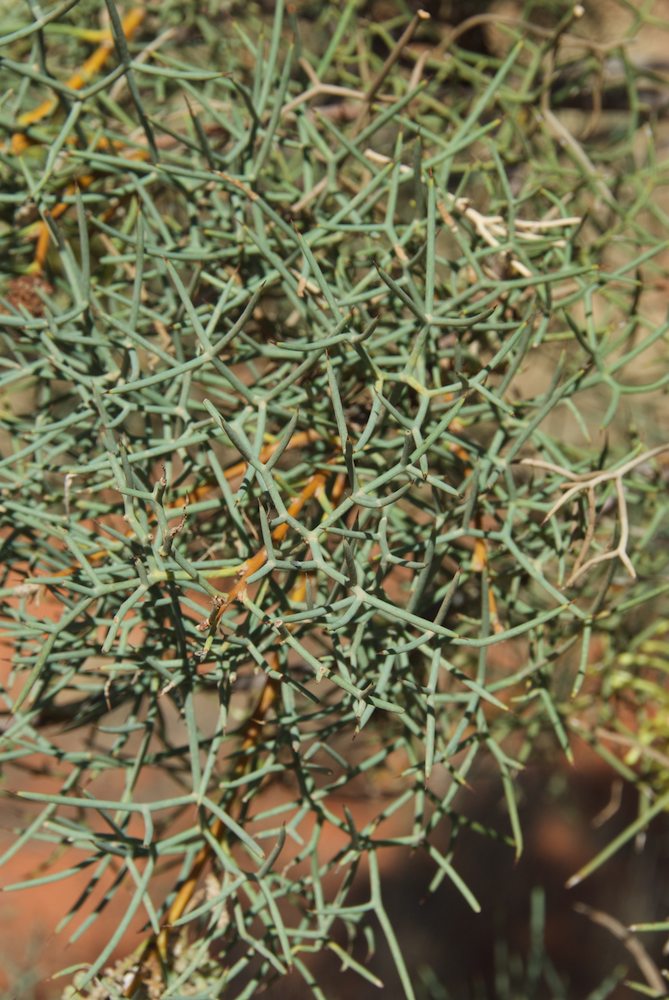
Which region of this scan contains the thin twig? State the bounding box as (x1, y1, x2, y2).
(10, 7, 145, 156)
(351, 9, 430, 135)
(281, 82, 378, 118)
(522, 444, 669, 585)
(593, 728, 669, 775)
(434, 7, 632, 58)
(568, 485, 597, 583)
(574, 902, 666, 996)
(437, 195, 581, 279)
(123, 461, 344, 995)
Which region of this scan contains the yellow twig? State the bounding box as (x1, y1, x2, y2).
(11, 8, 145, 155)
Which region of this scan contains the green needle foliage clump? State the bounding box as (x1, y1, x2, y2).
(1, 1, 668, 997)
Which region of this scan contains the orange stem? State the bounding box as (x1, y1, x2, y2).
(46, 430, 322, 580)
(11, 8, 145, 155)
(208, 467, 330, 626)
(123, 467, 332, 996)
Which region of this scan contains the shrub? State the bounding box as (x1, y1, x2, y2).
(1, 2, 668, 997)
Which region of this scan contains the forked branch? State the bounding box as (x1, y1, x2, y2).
(522, 444, 669, 586)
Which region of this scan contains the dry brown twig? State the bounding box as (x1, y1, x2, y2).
(355, 149, 582, 278)
(522, 443, 669, 586)
(437, 195, 581, 278)
(574, 902, 667, 997)
(351, 8, 430, 135)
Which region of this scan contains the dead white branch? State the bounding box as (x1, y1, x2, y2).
(438, 196, 580, 279)
(522, 444, 669, 585)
